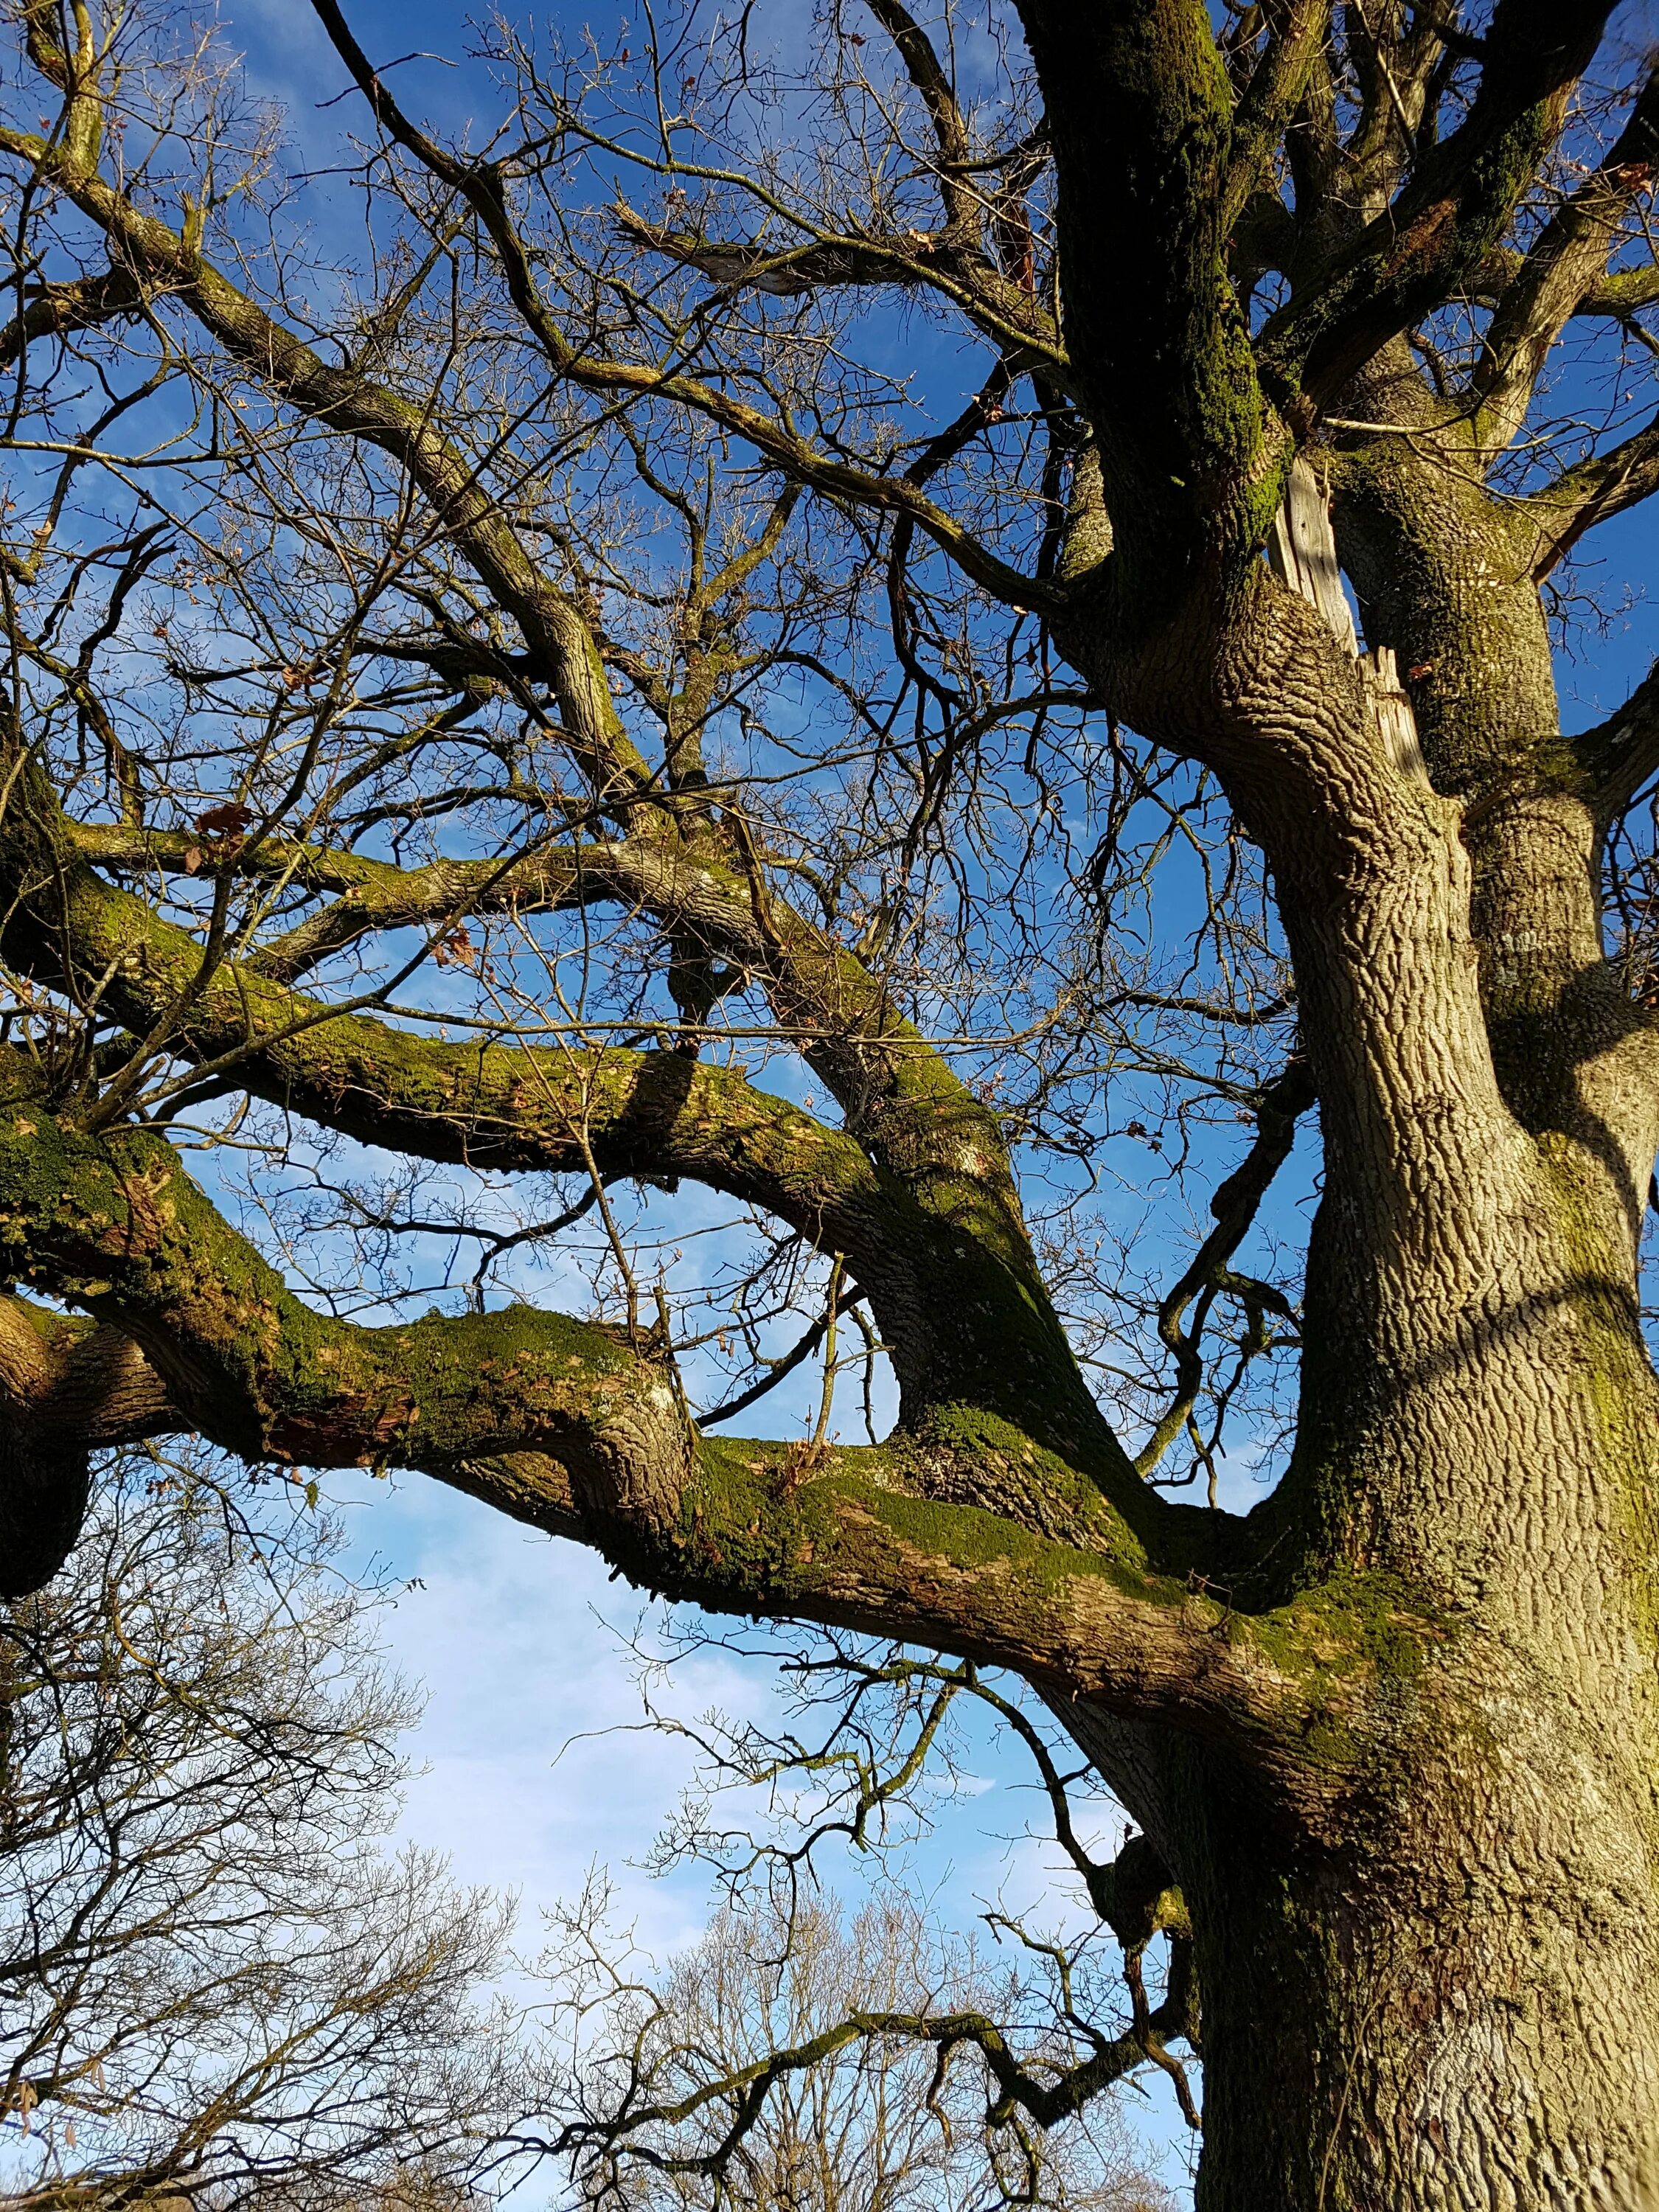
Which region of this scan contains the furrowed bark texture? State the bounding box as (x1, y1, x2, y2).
(1046, 566, 1659, 2207)
(1000, 5, 1659, 2191)
(6, 1, 1659, 2202)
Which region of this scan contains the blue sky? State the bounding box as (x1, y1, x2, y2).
(205, 0, 1186, 2146)
(136, 1, 1659, 2196)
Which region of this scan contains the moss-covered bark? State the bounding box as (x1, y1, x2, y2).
(5, 6, 1659, 2201)
(1, 747, 1110, 1443)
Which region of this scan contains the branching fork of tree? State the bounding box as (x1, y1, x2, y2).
(2, 1, 1659, 2201)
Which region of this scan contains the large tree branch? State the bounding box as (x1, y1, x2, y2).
(1518, 409, 1659, 574)
(1012, 0, 1282, 583)
(0, 1294, 167, 1447)
(862, 0, 972, 203)
(1586, 262, 1659, 318)
(69, 821, 615, 986)
(1336, 7, 1453, 224)
(14, 685, 1075, 1423)
(1573, 659, 1659, 829)
(58, 804, 1040, 1281)
(1472, 65, 1659, 453)
(0, 1037, 702, 1491)
(6, 757, 1119, 1447)
(1220, 0, 1331, 234)
(7, 838, 889, 1266)
(0, 264, 145, 369)
(0, 1293, 167, 1596)
(1260, 0, 1615, 407)
(1471, 249, 1659, 321)
(0, 1042, 1389, 1817)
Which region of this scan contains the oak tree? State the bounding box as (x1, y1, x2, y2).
(2, 1, 1659, 2201)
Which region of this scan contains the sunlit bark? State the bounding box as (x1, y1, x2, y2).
(2, 0, 1659, 2197)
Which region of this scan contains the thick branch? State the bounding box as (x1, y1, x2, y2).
(0, 264, 145, 369)
(1013, 0, 1281, 580)
(0, 1295, 166, 1595)
(1472, 66, 1659, 453)
(1519, 409, 1659, 574)
(7, 761, 1122, 1447)
(1220, 0, 1331, 233)
(1261, 1, 1614, 406)
(0, 1295, 170, 1445)
(1471, 248, 1659, 321)
(57, 819, 1006, 1239)
(0, 1045, 1373, 1808)
(70, 821, 612, 986)
(863, 0, 970, 180)
(1575, 659, 1659, 827)
(8, 850, 886, 1261)
(0, 1041, 700, 1505)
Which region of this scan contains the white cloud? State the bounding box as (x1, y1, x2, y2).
(337, 1475, 771, 1952)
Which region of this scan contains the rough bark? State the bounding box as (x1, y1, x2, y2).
(4, 1, 1659, 2202)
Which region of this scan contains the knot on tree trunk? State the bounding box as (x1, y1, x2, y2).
(1097, 1832, 1191, 1950)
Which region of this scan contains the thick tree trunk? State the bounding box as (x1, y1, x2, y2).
(1192, 1722, 1659, 2208)
(1176, 1153, 1659, 2207)
(8, 7, 1659, 2208)
(1062, 755, 1659, 2204)
(1083, 1656, 1659, 2208)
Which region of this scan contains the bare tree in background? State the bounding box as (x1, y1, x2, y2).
(0, 1457, 517, 2211)
(2, 0, 1659, 2198)
(538, 1884, 1173, 2212)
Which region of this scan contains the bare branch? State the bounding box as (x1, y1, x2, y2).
(1472, 66, 1659, 452)
(1577, 659, 1659, 827)
(1260, 0, 1615, 406)
(1519, 409, 1659, 574)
